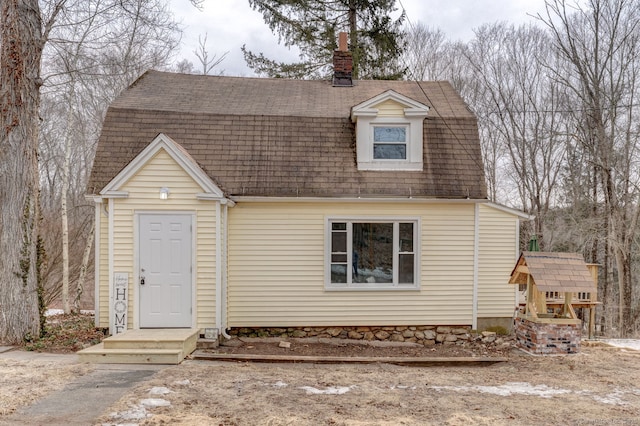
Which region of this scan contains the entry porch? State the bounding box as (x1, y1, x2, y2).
(78, 329, 198, 364)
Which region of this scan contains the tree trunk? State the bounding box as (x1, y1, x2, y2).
(613, 247, 632, 336)
(0, 0, 44, 344)
(74, 220, 95, 313)
(61, 84, 74, 314)
(348, 0, 358, 79)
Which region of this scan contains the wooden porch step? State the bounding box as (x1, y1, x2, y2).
(103, 329, 198, 351)
(78, 343, 184, 364)
(78, 329, 199, 364)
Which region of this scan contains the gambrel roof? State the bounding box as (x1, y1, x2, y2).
(87, 70, 487, 199)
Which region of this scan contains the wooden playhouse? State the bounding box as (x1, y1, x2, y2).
(509, 252, 598, 354)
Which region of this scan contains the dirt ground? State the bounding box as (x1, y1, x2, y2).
(100, 343, 640, 426)
(2, 341, 640, 426)
(207, 335, 514, 358)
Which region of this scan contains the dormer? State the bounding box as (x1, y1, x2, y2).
(351, 90, 429, 171)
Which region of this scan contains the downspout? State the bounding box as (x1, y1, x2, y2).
(93, 197, 102, 326)
(472, 203, 479, 330)
(221, 201, 231, 339)
(107, 198, 114, 335)
(215, 201, 224, 337)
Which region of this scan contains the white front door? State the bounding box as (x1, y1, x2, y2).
(139, 214, 192, 328)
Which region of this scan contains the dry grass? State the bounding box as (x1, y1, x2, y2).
(0, 358, 90, 416)
(98, 347, 640, 425)
(0, 313, 98, 416)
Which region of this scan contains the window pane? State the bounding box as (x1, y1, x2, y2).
(331, 264, 347, 283)
(399, 254, 414, 283)
(374, 143, 406, 160)
(331, 253, 347, 263)
(352, 223, 393, 283)
(399, 223, 413, 252)
(331, 231, 346, 252)
(332, 222, 346, 231)
(374, 127, 406, 142)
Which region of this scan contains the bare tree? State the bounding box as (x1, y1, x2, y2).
(403, 23, 450, 81)
(539, 0, 640, 335)
(462, 23, 568, 247)
(194, 33, 228, 75)
(0, 0, 45, 343)
(1, 0, 191, 341)
(38, 0, 182, 313)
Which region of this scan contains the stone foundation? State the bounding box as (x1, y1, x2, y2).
(514, 316, 581, 354)
(228, 325, 473, 345)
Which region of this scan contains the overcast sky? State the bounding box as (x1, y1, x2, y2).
(167, 0, 550, 77)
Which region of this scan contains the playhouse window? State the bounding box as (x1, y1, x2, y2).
(327, 218, 419, 290)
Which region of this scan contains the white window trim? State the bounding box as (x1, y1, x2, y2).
(325, 216, 421, 291)
(351, 90, 429, 171)
(372, 123, 409, 161)
(355, 116, 425, 171)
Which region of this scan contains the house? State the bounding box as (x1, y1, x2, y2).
(86, 43, 529, 344)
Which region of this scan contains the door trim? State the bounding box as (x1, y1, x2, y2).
(133, 211, 197, 329)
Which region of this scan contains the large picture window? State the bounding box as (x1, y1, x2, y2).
(327, 219, 419, 289)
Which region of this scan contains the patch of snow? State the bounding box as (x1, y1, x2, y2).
(592, 389, 628, 405)
(431, 382, 570, 398)
(173, 379, 191, 386)
(299, 385, 355, 395)
(431, 382, 638, 405)
(44, 309, 95, 316)
(391, 385, 416, 390)
(602, 339, 640, 351)
(109, 405, 151, 421)
(148, 387, 172, 395)
(140, 398, 171, 408)
(273, 381, 288, 388)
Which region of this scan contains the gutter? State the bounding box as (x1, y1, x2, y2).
(232, 196, 491, 204)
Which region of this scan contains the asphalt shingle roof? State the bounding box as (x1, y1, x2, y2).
(87, 70, 487, 198)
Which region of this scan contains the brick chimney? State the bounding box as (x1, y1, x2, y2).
(333, 32, 353, 87)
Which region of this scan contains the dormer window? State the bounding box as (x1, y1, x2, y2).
(373, 125, 408, 159)
(351, 90, 429, 171)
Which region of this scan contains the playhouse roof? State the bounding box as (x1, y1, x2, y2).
(509, 251, 596, 293)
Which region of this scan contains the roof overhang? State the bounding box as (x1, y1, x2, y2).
(484, 201, 534, 220)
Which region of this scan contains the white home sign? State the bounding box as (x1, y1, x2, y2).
(113, 272, 128, 334)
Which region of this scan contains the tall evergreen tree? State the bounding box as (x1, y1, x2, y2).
(244, 0, 405, 79)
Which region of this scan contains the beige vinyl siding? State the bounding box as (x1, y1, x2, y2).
(98, 204, 110, 328)
(228, 202, 476, 327)
(477, 204, 518, 317)
(375, 99, 406, 117)
(109, 149, 217, 330)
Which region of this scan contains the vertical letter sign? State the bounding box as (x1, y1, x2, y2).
(113, 272, 128, 334)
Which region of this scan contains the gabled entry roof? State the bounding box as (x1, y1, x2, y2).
(100, 133, 225, 200)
